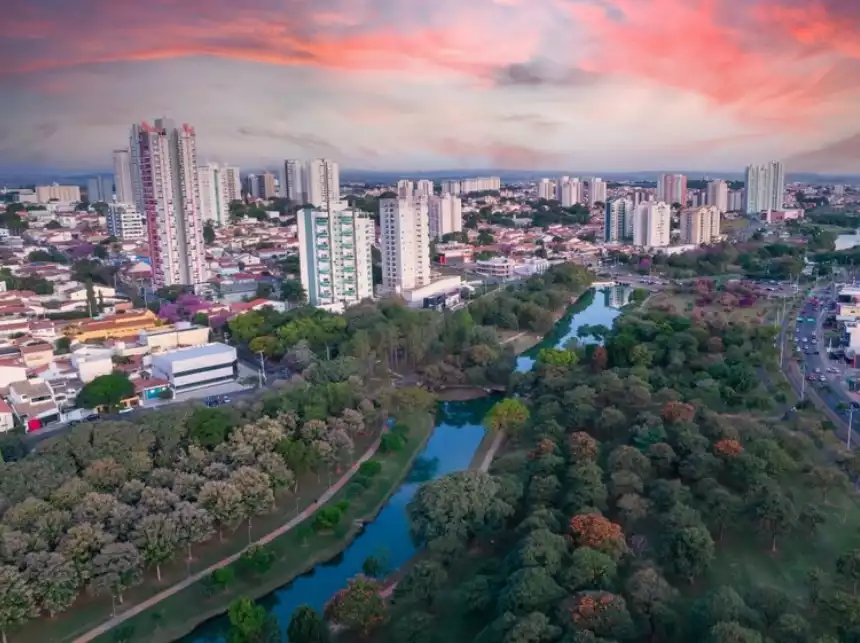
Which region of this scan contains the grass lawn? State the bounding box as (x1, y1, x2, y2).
(85, 411, 435, 643)
(721, 218, 751, 234)
(645, 289, 773, 324)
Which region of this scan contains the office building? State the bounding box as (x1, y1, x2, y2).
(657, 173, 687, 205)
(303, 159, 340, 210)
(380, 196, 431, 293)
(297, 201, 374, 308)
(589, 178, 607, 206)
(537, 178, 555, 200)
(706, 180, 729, 213)
(397, 180, 414, 198)
(415, 180, 434, 197)
(198, 162, 230, 225)
(35, 184, 81, 203)
(428, 194, 462, 240)
(151, 343, 237, 393)
(604, 198, 634, 243)
(87, 176, 113, 203)
(680, 206, 722, 245)
(632, 201, 672, 247)
(106, 203, 144, 240)
(113, 149, 134, 204)
(281, 160, 304, 203)
(745, 161, 784, 214)
(558, 177, 583, 207)
(131, 118, 207, 288)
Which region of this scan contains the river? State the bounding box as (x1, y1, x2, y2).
(183, 285, 631, 642)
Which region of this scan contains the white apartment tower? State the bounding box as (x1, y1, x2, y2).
(397, 180, 414, 198)
(745, 161, 784, 214)
(297, 202, 374, 308)
(106, 203, 144, 240)
(537, 179, 555, 201)
(113, 149, 134, 204)
(428, 194, 462, 240)
(198, 163, 230, 225)
(415, 180, 434, 197)
(558, 177, 583, 207)
(706, 180, 729, 213)
(440, 180, 461, 195)
(380, 197, 431, 293)
(281, 160, 304, 203)
(657, 174, 688, 205)
(632, 202, 672, 248)
(304, 159, 340, 210)
(131, 118, 207, 288)
(604, 198, 634, 242)
(589, 178, 607, 206)
(680, 206, 722, 245)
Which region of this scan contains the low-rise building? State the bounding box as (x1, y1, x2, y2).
(139, 322, 210, 353)
(8, 379, 60, 430)
(151, 343, 238, 393)
(64, 309, 160, 341)
(0, 399, 14, 432)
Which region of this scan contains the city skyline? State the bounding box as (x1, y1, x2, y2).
(2, 0, 860, 173)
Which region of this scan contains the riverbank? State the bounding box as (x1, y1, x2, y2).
(435, 386, 504, 402)
(85, 412, 435, 643)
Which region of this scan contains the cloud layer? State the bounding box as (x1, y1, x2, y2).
(2, 0, 860, 172)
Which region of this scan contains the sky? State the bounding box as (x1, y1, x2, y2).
(2, 0, 860, 174)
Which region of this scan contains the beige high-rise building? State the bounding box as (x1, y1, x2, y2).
(440, 180, 461, 195)
(130, 118, 207, 288)
(745, 161, 784, 214)
(257, 172, 276, 199)
(680, 205, 722, 245)
(558, 177, 583, 207)
(198, 162, 230, 225)
(221, 166, 242, 204)
(589, 178, 607, 206)
(396, 180, 414, 198)
(706, 180, 729, 213)
(632, 201, 672, 247)
(35, 184, 81, 203)
(281, 160, 304, 203)
(304, 159, 340, 210)
(428, 194, 462, 240)
(657, 173, 688, 205)
(380, 196, 431, 293)
(537, 178, 555, 201)
(415, 180, 434, 197)
(113, 149, 134, 204)
(604, 197, 633, 242)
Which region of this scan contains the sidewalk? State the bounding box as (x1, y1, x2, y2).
(73, 438, 381, 643)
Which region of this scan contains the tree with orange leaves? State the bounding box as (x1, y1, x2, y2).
(561, 591, 634, 639)
(568, 432, 599, 462)
(569, 514, 626, 557)
(713, 439, 743, 458)
(660, 401, 695, 424)
(324, 575, 388, 637)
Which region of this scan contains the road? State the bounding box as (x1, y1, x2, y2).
(72, 437, 382, 643)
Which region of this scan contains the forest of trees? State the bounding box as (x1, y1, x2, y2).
(291, 303, 860, 643)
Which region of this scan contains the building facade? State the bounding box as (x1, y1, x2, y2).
(198, 162, 230, 225)
(397, 180, 414, 198)
(415, 180, 434, 197)
(706, 180, 729, 213)
(87, 176, 113, 203)
(657, 174, 688, 205)
(106, 203, 145, 240)
(35, 184, 80, 203)
(558, 177, 583, 207)
(679, 205, 722, 245)
(604, 198, 634, 243)
(113, 149, 134, 204)
(428, 194, 462, 240)
(304, 159, 340, 210)
(589, 178, 607, 206)
(131, 118, 207, 288)
(537, 178, 555, 201)
(297, 202, 374, 308)
(281, 160, 304, 203)
(632, 201, 672, 247)
(380, 196, 431, 293)
(744, 161, 785, 214)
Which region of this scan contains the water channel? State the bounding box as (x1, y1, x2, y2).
(184, 285, 631, 642)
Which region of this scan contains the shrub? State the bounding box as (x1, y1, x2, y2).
(359, 460, 382, 477)
(314, 506, 344, 531)
(237, 545, 276, 577)
(380, 432, 406, 453)
(392, 423, 411, 436)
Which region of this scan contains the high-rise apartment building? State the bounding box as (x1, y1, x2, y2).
(744, 161, 784, 214)
(281, 160, 304, 203)
(303, 159, 340, 210)
(537, 178, 555, 201)
(632, 202, 672, 247)
(131, 118, 207, 288)
(727, 189, 744, 213)
(380, 196, 431, 293)
(256, 172, 276, 200)
(87, 176, 113, 203)
(604, 198, 634, 243)
(35, 184, 81, 203)
(440, 180, 461, 195)
(106, 203, 144, 240)
(680, 206, 722, 245)
(297, 201, 374, 309)
(396, 180, 414, 198)
(198, 163, 230, 225)
(631, 190, 652, 206)
(244, 174, 258, 199)
(589, 178, 607, 206)
(415, 180, 434, 197)
(428, 194, 463, 240)
(460, 177, 501, 194)
(221, 166, 242, 204)
(706, 180, 729, 213)
(558, 177, 583, 207)
(113, 149, 134, 204)
(657, 174, 688, 205)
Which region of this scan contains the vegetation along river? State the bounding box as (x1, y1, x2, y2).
(184, 286, 631, 642)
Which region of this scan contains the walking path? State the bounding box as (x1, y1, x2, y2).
(73, 438, 382, 643)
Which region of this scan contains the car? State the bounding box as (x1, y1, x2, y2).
(820, 375, 827, 382)
(118, 408, 133, 415)
(85, 413, 99, 421)
(815, 368, 822, 373)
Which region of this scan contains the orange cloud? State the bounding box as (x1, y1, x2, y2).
(433, 138, 564, 168)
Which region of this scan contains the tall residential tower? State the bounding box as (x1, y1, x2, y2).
(744, 161, 785, 214)
(380, 196, 431, 293)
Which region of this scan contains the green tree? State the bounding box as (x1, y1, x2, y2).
(187, 407, 234, 448)
(203, 222, 216, 245)
(324, 576, 388, 637)
(76, 373, 135, 411)
(227, 597, 279, 643)
(393, 560, 448, 606)
(0, 565, 36, 643)
(536, 347, 578, 367)
(281, 279, 307, 304)
(287, 605, 329, 643)
(837, 550, 860, 595)
(484, 398, 530, 436)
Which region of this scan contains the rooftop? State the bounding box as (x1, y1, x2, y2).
(150, 342, 236, 363)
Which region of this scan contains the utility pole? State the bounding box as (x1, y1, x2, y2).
(257, 351, 266, 388)
(849, 405, 855, 450)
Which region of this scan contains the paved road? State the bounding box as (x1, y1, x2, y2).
(72, 438, 382, 643)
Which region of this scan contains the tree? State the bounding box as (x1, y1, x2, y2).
(281, 279, 307, 304)
(287, 605, 329, 643)
(561, 591, 634, 639)
(569, 514, 626, 557)
(198, 481, 245, 541)
(568, 432, 599, 461)
(707, 621, 762, 643)
(324, 576, 388, 637)
(625, 566, 676, 636)
(393, 560, 448, 606)
(172, 502, 213, 561)
(660, 526, 714, 583)
(132, 514, 178, 581)
(203, 222, 216, 245)
(76, 373, 134, 412)
(746, 483, 798, 552)
(537, 347, 578, 367)
(187, 408, 234, 449)
(23, 552, 79, 617)
(498, 567, 564, 615)
(484, 398, 530, 436)
(559, 547, 617, 592)
(90, 543, 143, 605)
(390, 611, 437, 643)
(837, 550, 860, 595)
(0, 566, 35, 643)
(230, 467, 275, 538)
(227, 597, 279, 643)
(58, 523, 114, 581)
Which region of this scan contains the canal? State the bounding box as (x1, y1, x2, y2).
(183, 285, 631, 642)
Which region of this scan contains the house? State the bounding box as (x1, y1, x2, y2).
(8, 379, 60, 430)
(0, 399, 14, 432)
(64, 309, 160, 341)
(19, 342, 54, 368)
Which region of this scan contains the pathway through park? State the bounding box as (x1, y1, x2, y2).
(73, 438, 381, 643)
